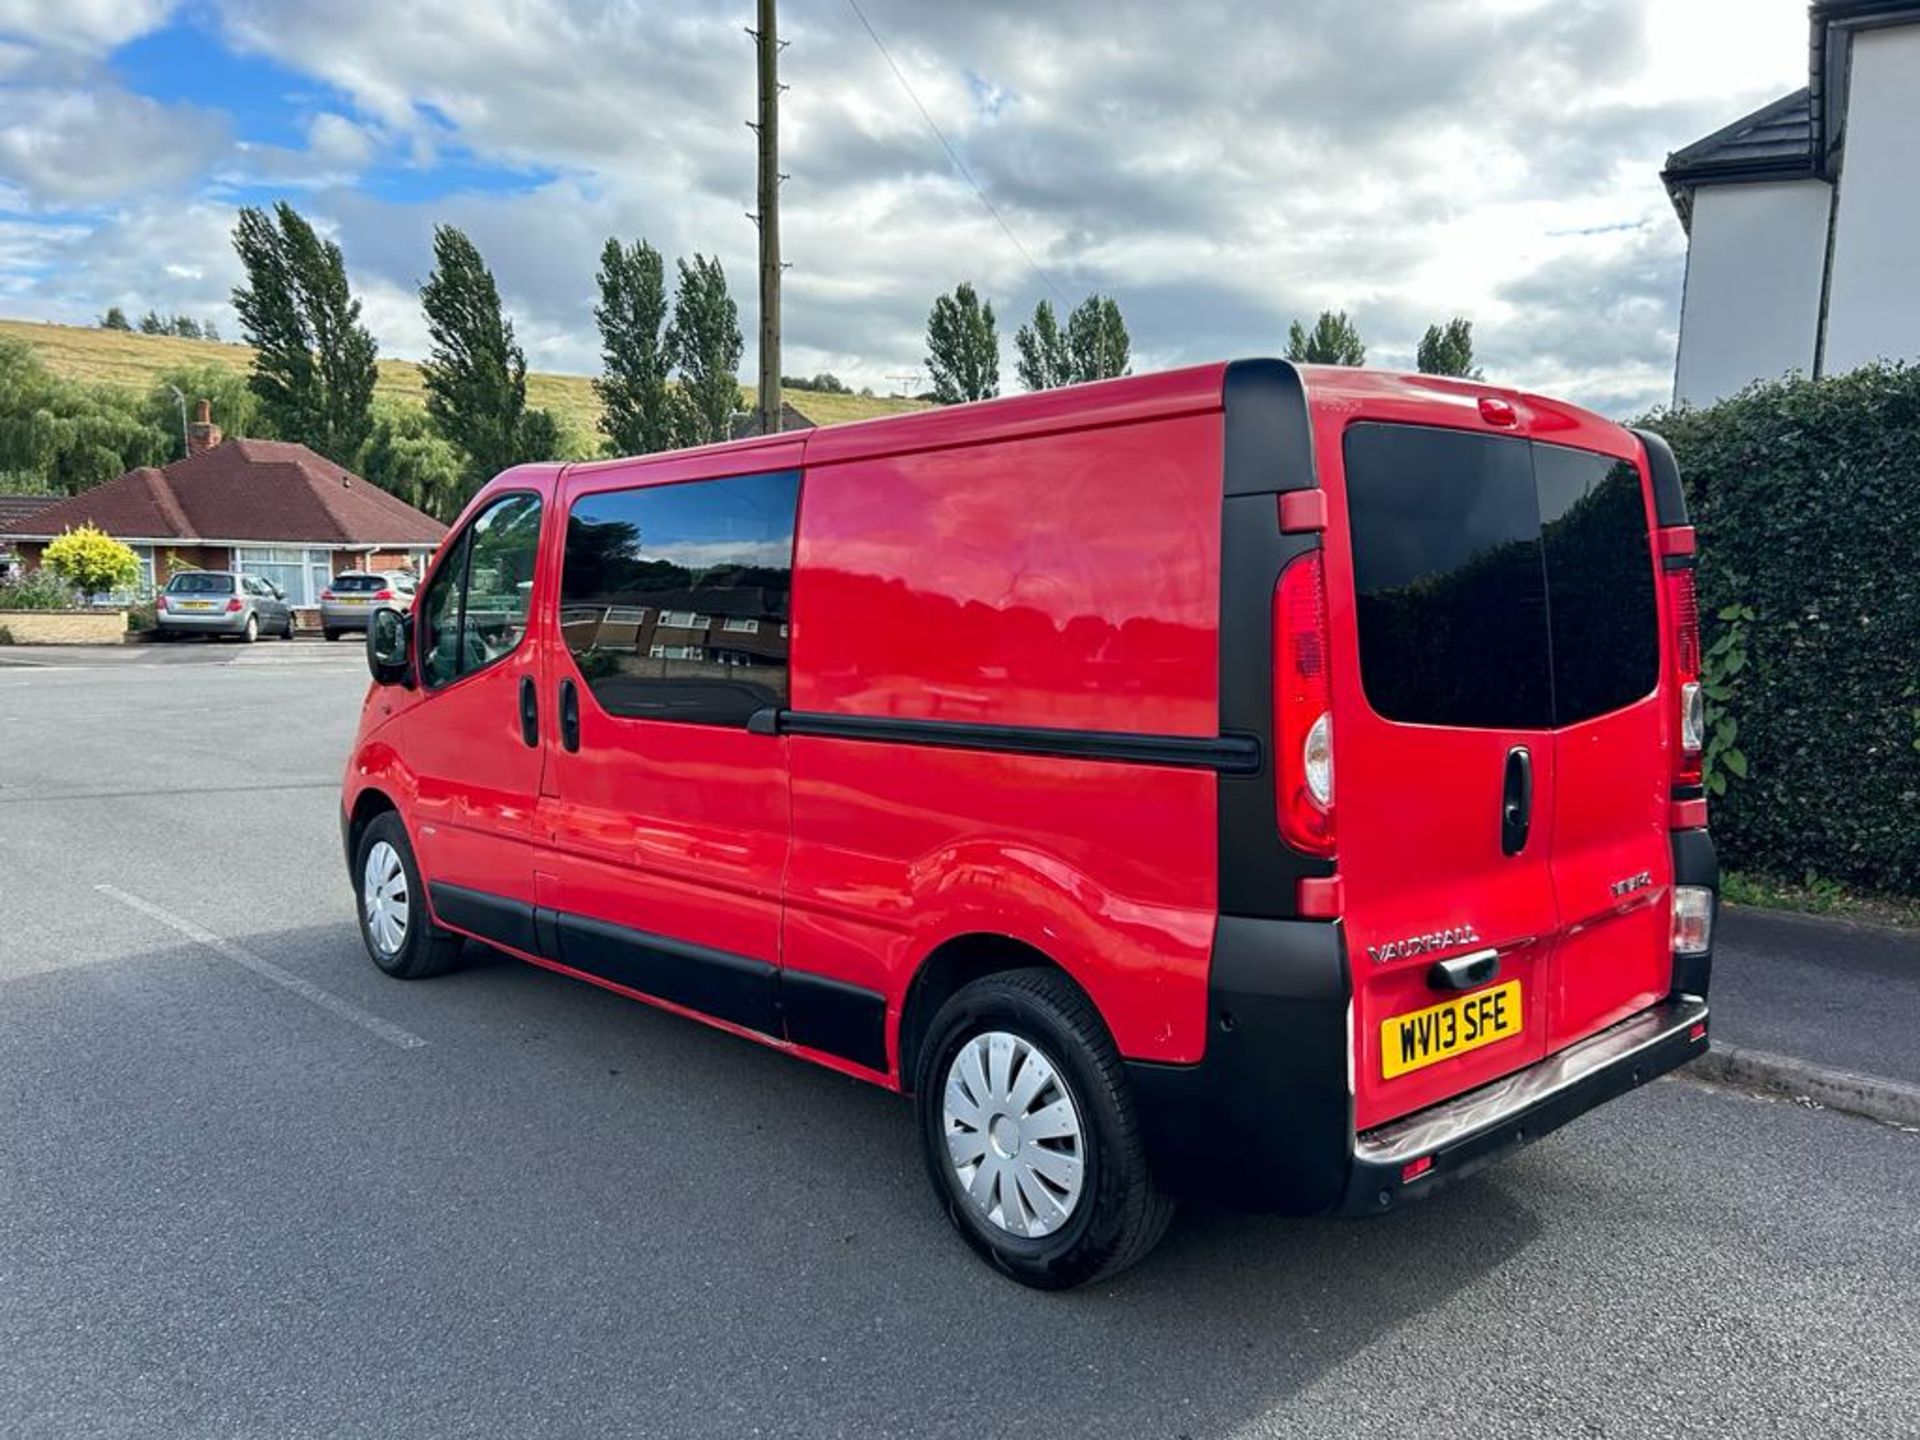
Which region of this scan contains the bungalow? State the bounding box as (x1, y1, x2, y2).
(3, 401, 445, 610)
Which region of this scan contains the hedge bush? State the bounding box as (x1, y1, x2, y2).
(1643, 364, 1920, 896)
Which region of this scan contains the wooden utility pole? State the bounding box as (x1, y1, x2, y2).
(752, 0, 783, 435)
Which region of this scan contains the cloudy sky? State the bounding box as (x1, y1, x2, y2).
(0, 0, 1815, 417)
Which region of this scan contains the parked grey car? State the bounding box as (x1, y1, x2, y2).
(320, 571, 416, 642)
(155, 571, 295, 642)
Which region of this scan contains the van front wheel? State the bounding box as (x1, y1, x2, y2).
(353, 812, 465, 980)
(915, 968, 1174, 1289)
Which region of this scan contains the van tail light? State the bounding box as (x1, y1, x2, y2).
(1666, 560, 1702, 788)
(225, 597, 243, 613)
(1274, 550, 1335, 857)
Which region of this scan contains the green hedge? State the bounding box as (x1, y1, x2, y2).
(1644, 364, 1920, 896)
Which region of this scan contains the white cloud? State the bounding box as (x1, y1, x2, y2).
(0, 0, 176, 54)
(0, 86, 228, 206)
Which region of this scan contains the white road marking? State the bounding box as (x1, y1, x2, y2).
(94, 883, 427, 1051)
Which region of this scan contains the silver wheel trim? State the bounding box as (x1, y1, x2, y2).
(942, 1030, 1086, 1239)
(362, 840, 410, 958)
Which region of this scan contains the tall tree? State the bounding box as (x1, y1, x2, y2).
(419, 224, 530, 497)
(1014, 299, 1070, 391)
(230, 201, 379, 464)
(100, 307, 131, 331)
(357, 401, 464, 519)
(926, 282, 999, 404)
(171, 315, 203, 340)
(666, 253, 744, 447)
(593, 237, 675, 455)
(1416, 317, 1482, 379)
(138, 311, 166, 335)
(1066, 294, 1130, 383)
(1286, 310, 1367, 367)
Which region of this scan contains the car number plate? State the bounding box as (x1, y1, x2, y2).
(182, 600, 216, 611)
(1381, 980, 1522, 1079)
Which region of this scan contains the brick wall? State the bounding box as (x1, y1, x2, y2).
(0, 610, 127, 645)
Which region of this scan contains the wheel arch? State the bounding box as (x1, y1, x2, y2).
(897, 932, 1104, 1093)
(344, 785, 399, 879)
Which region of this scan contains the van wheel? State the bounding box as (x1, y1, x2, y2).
(354, 813, 464, 980)
(915, 968, 1175, 1289)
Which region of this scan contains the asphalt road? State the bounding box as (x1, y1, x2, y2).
(2, 645, 1916, 1439)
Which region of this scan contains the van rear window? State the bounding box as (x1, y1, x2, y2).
(1344, 424, 1657, 730)
(1534, 443, 1659, 725)
(1345, 425, 1552, 729)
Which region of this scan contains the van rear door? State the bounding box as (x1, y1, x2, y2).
(1330, 420, 1672, 1130)
(1332, 423, 1558, 1131)
(1532, 443, 1670, 1048)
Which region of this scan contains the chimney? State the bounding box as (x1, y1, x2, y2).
(187, 398, 222, 456)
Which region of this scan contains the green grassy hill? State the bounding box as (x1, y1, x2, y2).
(0, 317, 927, 437)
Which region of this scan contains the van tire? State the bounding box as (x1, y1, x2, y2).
(353, 812, 465, 980)
(915, 967, 1175, 1289)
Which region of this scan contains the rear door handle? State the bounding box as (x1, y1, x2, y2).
(559, 678, 580, 753)
(1502, 745, 1533, 856)
(518, 676, 539, 747)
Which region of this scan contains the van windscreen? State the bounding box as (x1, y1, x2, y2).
(1344, 424, 1658, 731)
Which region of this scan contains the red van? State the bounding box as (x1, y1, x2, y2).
(342, 361, 1715, 1288)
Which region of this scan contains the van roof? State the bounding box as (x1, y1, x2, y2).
(491, 361, 1633, 510)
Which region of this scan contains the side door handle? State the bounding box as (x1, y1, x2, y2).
(559, 678, 580, 754)
(1502, 745, 1533, 857)
(518, 676, 539, 747)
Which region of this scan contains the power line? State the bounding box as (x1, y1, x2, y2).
(844, 0, 1069, 309)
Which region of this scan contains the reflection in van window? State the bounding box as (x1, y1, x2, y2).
(1536, 445, 1659, 725)
(560, 471, 799, 726)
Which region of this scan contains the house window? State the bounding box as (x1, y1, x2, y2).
(234, 546, 334, 606)
(560, 470, 799, 725)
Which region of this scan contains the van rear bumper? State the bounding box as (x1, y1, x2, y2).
(1336, 994, 1710, 1215)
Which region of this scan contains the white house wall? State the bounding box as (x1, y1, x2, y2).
(1822, 24, 1920, 377)
(1674, 180, 1831, 408)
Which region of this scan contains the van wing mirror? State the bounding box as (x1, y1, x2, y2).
(367, 606, 412, 686)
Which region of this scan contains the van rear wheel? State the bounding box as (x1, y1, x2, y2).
(353, 813, 464, 980)
(915, 968, 1174, 1289)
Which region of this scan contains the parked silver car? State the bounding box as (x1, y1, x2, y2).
(320, 571, 416, 641)
(155, 571, 295, 642)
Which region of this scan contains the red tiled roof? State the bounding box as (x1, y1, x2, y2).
(12, 439, 447, 547)
(0, 493, 59, 536)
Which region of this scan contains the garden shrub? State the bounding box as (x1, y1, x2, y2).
(0, 568, 81, 611)
(1643, 363, 1920, 896)
(42, 524, 139, 598)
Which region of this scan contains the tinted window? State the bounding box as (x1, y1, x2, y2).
(167, 572, 234, 594)
(334, 575, 385, 593)
(418, 493, 543, 690)
(1535, 444, 1660, 724)
(560, 471, 798, 725)
(1346, 424, 1553, 729)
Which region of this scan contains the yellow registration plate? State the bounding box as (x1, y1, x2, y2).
(1381, 980, 1523, 1080)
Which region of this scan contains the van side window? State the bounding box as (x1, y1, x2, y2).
(560, 470, 799, 725)
(418, 492, 544, 690)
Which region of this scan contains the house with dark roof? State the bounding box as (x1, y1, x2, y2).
(1664, 1, 1920, 406)
(1, 401, 445, 608)
(0, 493, 58, 579)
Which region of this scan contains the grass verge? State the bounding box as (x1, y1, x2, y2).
(1721, 868, 1920, 931)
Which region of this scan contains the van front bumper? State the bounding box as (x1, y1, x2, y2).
(1336, 994, 1709, 1214)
